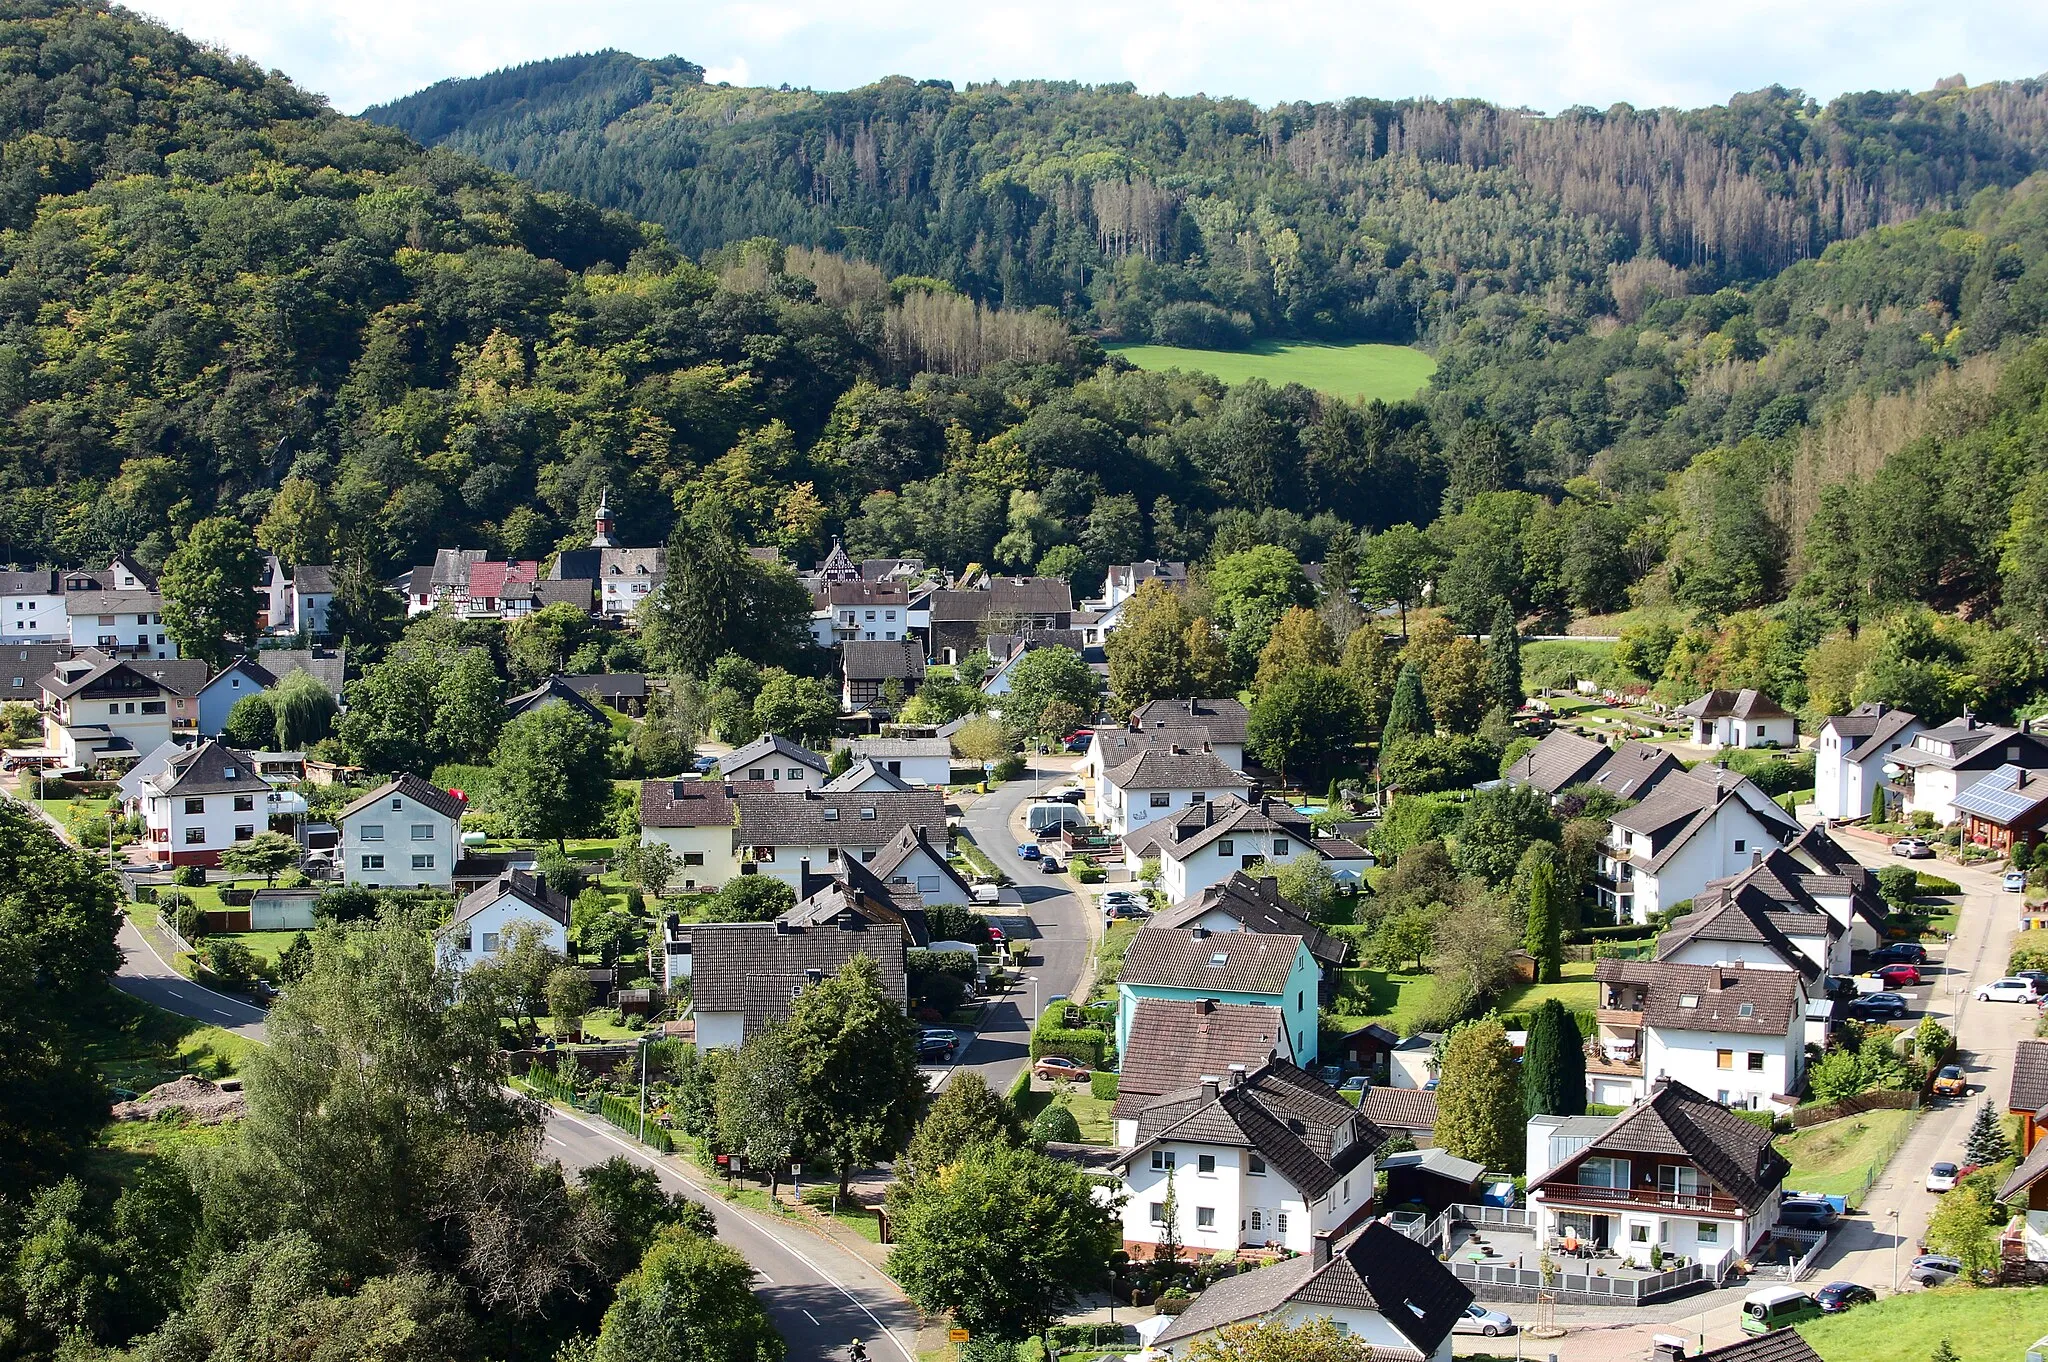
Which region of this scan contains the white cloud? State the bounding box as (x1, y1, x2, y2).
(134, 0, 2048, 117)
(702, 57, 752, 87)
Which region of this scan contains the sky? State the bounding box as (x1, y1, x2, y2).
(136, 0, 2048, 117)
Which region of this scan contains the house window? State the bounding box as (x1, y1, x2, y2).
(917, 875, 940, 893)
(361, 824, 384, 842)
(233, 795, 254, 812)
(361, 854, 385, 870)
(1195, 1207, 1215, 1229)
(1717, 1049, 1734, 1069)
(1248, 1155, 1266, 1176)
(1697, 1222, 1719, 1244)
(1190, 791, 1205, 803)
(748, 769, 765, 781)
(1217, 839, 1234, 856)
(1733, 840, 1746, 854)
(1273, 839, 1289, 856)
(454, 932, 471, 952)
(1579, 1157, 1627, 1189)
(827, 848, 841, 862)
(1151, 1150, 1175, 1171)
(1275, 1212, 1288, 1234)
(481, 932, 500, 953)
(141, 700, 164, 714)
(1747, 1052, 1765, 1071)
(183, 827, 205, 844)
(412, 854, 435, 870)
(683, 853, 704, 867)
(1149, 1202, 1168, 1226)
(1630, 1224, 1650, 1243)
(1149, 792, 1171, 808)
(183, 797, 205, 815)
(861, 807, 876, 820)
(754, 847, 775, 863)
(234, 825, 253, 841)
(1198, 1154, 1216, 1174)
(390, 798, 403, 810)
(411, 824, 434, 840)
(823, 808, 839, 821)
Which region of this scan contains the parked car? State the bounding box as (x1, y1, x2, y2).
(1015, 842, 1041, 861)
(1873, 963, 1921, 988)
(1868, 942, 1927, 966)
(1907, 1254, 1962, 1285)
(1339, 1076, 1371, 1094)
(1775, 1198, 1841, 1230)
(917, 1036, 955, 1062)
(1978, 977, 2039, 1003)
(1452, 1304, 1516, 1337)
(1891, 836, 1934, 859)
(986, 925, 1006, 944)
(1814, 1281, 1877, 1313)
(2007, 870, 2030, 892)
(1033, 1056, 1089, 1083)
(1845, 993, 1909, 1021)
(1064, 732, 1094, 753)
(1045, 784, 1086, 804)
(2017, 970, 2048, 986)
(1041, 855, 1064, 874)
(1925, 1161, 1960, 1192)
(970, 882, 1002, 906)
(1931, 1066, 1968, 1098)
(1104, 903, 1149, 921)
(691, 754, 720, 773)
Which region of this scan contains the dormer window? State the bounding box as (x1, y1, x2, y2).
(861, 807, 875, 820)
(223, 767, 236, 779)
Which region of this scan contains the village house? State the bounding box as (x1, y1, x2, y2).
(864, 823, 973, 904)
(677, 919, 907, 1051)
(437, 871, 570, 975)
(1812, 702, 1923, 821)
(720, 734, 829, 789)
(39, 654, 206, 771)
(557, 673, 649, 715)
(1953, 764, 2048, 856)
(1504, 729, 1683, 803)
(1657, 849, 1853, 979)
(1882, 713, 2048, 825)
(1149, 872, 1352, 993)
(1112, 997, 1292, 1145)
(121, 738, 306, 866)
(1097, 744, 1253, 836)
(0, 569, 66, 640)
(1596, 766, 1803, 924)
(1998, 1041, 2048, 1265)
(335, 773, 467, 890)
(732, 787, 949, 887)
(1675, 689, 1797, 750)
(259, 559, 335, 638)
(980, 630, 1092, 698)
(637, 778, 745, 891)
(843, 735, 952, 787)
(927, 576, 1073, 665)
(1116, 924, 1322, 1067)
(504, 676, 610, 724)
(1127, 697, 1250, 771)
(660, 858, 926, 991)
(808, 579, 909, 647)
(822, 759, 916, 793)
(1526, 1079, 1790, 1266)
(1112, 1059, 1386, 1259)
(1123, 797, 1372, 904)
(1146, 1222, 1469, 1362)
(195, 651, 347, 737)
(63, 587, 174, 659)
(841, 638, 926, 712)
(1587, 959, 1808, 1111)
(399, 549, 488, 616)
(547, 498, 665, 619)
(1359, 1087, 1441, 1149)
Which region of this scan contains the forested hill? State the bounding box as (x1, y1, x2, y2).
(366, 55, 2048, 343)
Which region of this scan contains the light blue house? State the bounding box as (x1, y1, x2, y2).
(196, 651, 347, 736)
(1115, 925, 1322, 1066)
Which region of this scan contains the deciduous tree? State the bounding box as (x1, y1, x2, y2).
(160, 515, 263, 667)
(492, 702, 613, 849)
(1246, 666, 1366, 785)
(902, 1073, 1023, 1183)
(217, 831, 301, 886)
(1434, 1019, 1522, 1172)
(594, 1226, 785, 1362)
(783, 955, 923, 1196)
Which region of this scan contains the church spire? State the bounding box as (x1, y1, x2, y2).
(591, 486, 617, 549)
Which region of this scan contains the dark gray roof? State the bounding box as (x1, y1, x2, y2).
(42, 656, 205, 700)
(1118, 926, 1306, 996)
(291, 564, 335, 594)
(2013, 1040, 2048, 1116)
(1608, 768, 1799, 872)
(1130, 697, 1249, 746)
(504, 677, 608, 723)
(686, 923, 906, 1035)
(62, 589, 160, 615)
(337, 772, 468, 822)
(1125, 1060, 1387, 1200)
(841, 639, 926, 681)
(558, 673, 648, 702)
(1535, 1079, 1789, 1211)
(1596, 957, 1804, 1037)
(0, 569, 56, 595)
(225, 650, 347, 700)
(1152, 872, 1350, 969)
(1506, 729, 1612, 793)
(849, 736, 950, 759)
(639, 779, 743, 829)
(1103, 745, 1249, 792)
(865, 824, 972, 900)
(930, 577, 1073, 621)
(533, 578, 594, 609)
(146, 739, 271, 797)
(1694, 1326, 1825, 1362)
(779, 867, 928, 946)
(1, 643, 72, 691)
(735, 789, 948, 848)
(723, 734, 829, 775)
(1154, 1221, 1471, 1355)
(1889, 717, 2048, 772)
(1676, 688, 1792, 721)
(1584, 740, 1683, 799)
(1113, 998, 1287, 1120)
(1824, 702, 1921, 763)
(448, 870, 570, 929)
(822, 760, 915, 793)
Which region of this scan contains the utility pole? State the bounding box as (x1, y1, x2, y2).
(638, 1035, 649, 1144)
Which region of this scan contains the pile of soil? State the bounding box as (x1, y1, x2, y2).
(111, 1075, 246, 1124)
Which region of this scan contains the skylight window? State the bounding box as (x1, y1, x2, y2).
(1678, 994, 1700, 1008)
(1207, 951, 1229, 968)
(1737, 1003, 1754, 1018)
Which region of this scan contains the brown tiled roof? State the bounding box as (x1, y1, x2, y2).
(1359, 1085, 1439, 1133)
(1594, 957, 1803, 1035)
(930, 577, 1073, 621)
(639, 779, 741, 829)
(148, 739, 271, 797)
(1694, 1329, 1825, 1362)
(1130, 698, 1249, 747)
(1125, 1060, 1386, 1198)
(1676, 688, 1792, 721)
(2013, 1040, 2048, 1116)
(1537, 1079, 1789, 1211)
(1112, 998, 1286, 1119)
(337, 772, 468, 822)
(735, 789, 947, 848)
(1103, 746, 1249, 792)
(686, 923, 906, 1034)
(1119, 926, 1305, 996)
(1153, 1221, 1470, 1354)
(1152, 872, 1350, 970)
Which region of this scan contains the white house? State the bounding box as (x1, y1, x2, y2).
(638, 778, 741, 891)
(121, 738, 305, 867)
(1527, 1080, 1790, 1267)
(1126, 698, 1248, 772)
(1596, 767, 1803, 924)
(438, 871, 570, 975)
(1884, 714, 2048, 825)
(720, 734, 829, 790)
(843, 735, 952, 787)
(1097, 745, 1251, 836)
(679, 918, 907, 1051)
(39, 655, 206, 771)
(0, 570, 65, 640)
(336, 773, 467, 889)
(1812, 702, 1923, 821)
(1657, 850, 1851, 979)
(1148, 872, 1352, 990)
(1112, 997, 1292, 1146)
(732, 788, 948, 887)
(808, 579, 909, 647)
(822, 759, 916, 794)
(1148, 1221, 1469, 1362)
(1112, 1060, 1384, 1259)
(63, 590, 174, 659)
(1675, 690, 1797, 750)
(864, 823, 972, 904)
(1124, 797, 1372, 904)
(1588, 959, 1808, 1111)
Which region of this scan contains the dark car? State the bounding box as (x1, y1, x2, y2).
(1064, 732, 1094, 753)
(1815, 1281, 1875, 1313)
(1869, 942, 1927, 966)
(1776, 1198, 1841, 1230)
(1041, 855, 1064, 874)
(1846, 992, 1909, 1020)
(917, 1036, 954, 1062)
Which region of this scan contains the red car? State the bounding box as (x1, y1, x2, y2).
(1874, 963, 1921, 988)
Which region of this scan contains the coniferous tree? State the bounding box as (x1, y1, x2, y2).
(1487, 600, 1522, 714)
(1380, 663, 1432, 753)
(1521, 1000, 1586, 1118)
(1525, 860, 1563, 983)
(1965, 1102, 2014, 1166)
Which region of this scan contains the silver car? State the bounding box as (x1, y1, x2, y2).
(1452, 1304, 1515, 1337)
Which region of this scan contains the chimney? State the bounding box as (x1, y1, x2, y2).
(774, 920, 794, 935)
(1652, 1337, 1688, 1362)
(1310, 1232, 1333, 1270)
(1196, 997, 1215, 1014)
(1191, 926, 1209, 941)
(1200, 1074, 1220, 1101)
(1227, 1063, 1247, 1088)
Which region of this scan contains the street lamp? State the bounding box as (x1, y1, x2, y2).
(1889, 1207, 1900, 1294)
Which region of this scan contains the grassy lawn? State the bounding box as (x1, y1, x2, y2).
(205, 929, 306, 968)
(1775, 1106, 1919, 1205)
(1326, 968, 1436, 1035)
(1103, 339, 1436, 402)
(1798, 1284, 2048, 1362)
(1495, 958, 1598, 1016)
(1015, 1083, 1116, 1143)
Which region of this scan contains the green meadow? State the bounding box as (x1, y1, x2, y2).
(1104, 339, 1436, 402)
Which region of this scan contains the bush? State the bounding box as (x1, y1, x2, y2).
(1915, 873, 1961, 896)
(908, 948, 978, 981)
(172, 865, 206, 887)
(1719, 749, 1815, 797)
(2010, 941, 2048, 974)
(1090, 1071, 1119, 1101)
(1031, 1003, 1108, 1066)
(203, 939, 258, 985)
(1730, 1107, 1781, 1131)
(1070, 854, 1105, 884)
(536, 849, 588, 898)
(991, 752, 1027, 782)
(1368, 792, 1465, 864)
(1150, 300, 1254, 348)
(1030, 1103, 1082, 1144)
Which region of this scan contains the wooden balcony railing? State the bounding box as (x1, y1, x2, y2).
(1538, 1182, 1744, 1215)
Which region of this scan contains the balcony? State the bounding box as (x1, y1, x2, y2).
(1596, 1006, 1644, 1027)
(1538, 1182, 1745, 1215)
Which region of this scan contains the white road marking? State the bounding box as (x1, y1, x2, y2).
(803, 1310, 821, 1325)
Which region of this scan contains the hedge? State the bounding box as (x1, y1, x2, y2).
(908, 948, 978, 981)
(1070, 854, 1106, 884)
(1577, 923, 1656, 942)
(1089, 1071, 1119, 1101)
(600, 1094, 674, 1153)
(1915, 873, 1961, 896)
(1719, 749, 1815, 796)
(1031, 1002, 1109, 1066)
